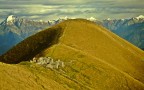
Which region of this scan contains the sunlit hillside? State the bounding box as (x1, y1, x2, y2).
(0, 19, 144, 90)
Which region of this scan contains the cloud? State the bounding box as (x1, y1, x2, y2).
(0, 0, 143, 22)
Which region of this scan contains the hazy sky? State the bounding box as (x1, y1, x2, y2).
(0, 0, 144, 21)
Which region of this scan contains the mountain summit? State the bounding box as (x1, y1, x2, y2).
(0, 19, 144, 89)
(6, 15, 16, 22)
(1, 15, 19, 25)
(135, 15, 144, 20)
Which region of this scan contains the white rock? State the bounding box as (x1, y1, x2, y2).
(60, 62, 65, 68)
(46, 64, 53, 69)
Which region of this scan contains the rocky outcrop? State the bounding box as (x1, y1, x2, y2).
(30, 57, 65, 69)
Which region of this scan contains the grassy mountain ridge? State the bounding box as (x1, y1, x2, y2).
(0, 19, 144, 90)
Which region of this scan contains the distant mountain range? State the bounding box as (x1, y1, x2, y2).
(102, 15, 144, 50)
(0, 15, 144, 55)
(0, 15, 64, 55)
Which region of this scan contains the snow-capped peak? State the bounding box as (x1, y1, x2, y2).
(64, 16, 68, 20)
(6, 15, 17, 22)
(39, 20, 43, 22)
(71, 17, 76, 19)
(120, 19, 125, 21)
(107, 18, 111, 20)
(87, 17, 97, 21)
(135, 15, 144, 19)
(90, 17, 96, 20)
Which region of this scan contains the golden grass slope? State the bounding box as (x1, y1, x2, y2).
(55, 19, 144, 83)
(36, 19, 144, 89)
(0, 19, 144, 90)
(0, 62, 66, 90)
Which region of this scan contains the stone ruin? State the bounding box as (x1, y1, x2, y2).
(30, 57, 65, 69)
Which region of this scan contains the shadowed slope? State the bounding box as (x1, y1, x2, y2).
(0, 25, 64, 63)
